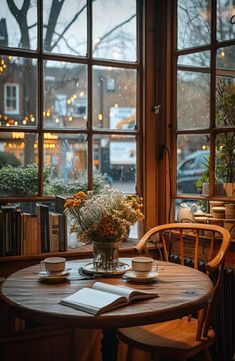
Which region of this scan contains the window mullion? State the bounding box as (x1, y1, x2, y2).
(87, 0, 93, 190)
(38, 0, 44, 196)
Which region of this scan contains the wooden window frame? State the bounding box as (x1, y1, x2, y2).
(0, 0, 146, 225)
(167, 0, 235, 221)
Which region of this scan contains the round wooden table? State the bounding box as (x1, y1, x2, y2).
(0, 259, 214, 361)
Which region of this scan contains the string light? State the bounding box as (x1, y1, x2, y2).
(0, 58, 7, 75)
(0, 113, 36, 127)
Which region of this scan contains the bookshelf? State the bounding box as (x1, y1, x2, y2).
(0, 198, 67, 258)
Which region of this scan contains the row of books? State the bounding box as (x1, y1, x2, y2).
(0, 202, 68, 257)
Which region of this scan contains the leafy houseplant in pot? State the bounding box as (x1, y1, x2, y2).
(216, 78, 235, 197)
(196, 156, 223, 198)
(64, 186, 144, 272)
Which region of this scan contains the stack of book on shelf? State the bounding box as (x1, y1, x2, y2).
(0, 201, 67, 257)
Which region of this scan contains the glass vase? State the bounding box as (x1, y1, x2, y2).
(93, 241, 120, 272)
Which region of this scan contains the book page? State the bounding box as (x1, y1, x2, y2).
(93, 282, 134, 298)
(61, 287, 127, 314)
(93, 282, 158, 302)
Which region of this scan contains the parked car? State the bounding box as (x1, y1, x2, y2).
(177, 150, 209, 194)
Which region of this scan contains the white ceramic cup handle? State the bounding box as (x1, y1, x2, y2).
(40, 260, 46, 271)
(152, 261, 158, 272)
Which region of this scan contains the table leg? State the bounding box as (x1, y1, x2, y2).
(101, 329, 119, 361)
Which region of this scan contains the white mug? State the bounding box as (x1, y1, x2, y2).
(40, 257, 66, 274)
(131, 256, 158, 277)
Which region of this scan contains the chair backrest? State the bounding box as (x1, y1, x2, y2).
(134, 223, 231, 340)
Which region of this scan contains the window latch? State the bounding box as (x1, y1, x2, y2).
(153, 105, 161, 114)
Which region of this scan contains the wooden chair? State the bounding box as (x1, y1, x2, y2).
(118, 223, 231, 361)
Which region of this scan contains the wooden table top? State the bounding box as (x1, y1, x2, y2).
(0, 258, 214, 330)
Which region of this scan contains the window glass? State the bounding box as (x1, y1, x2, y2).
(217, 46, 235, 71)
(177, 71, 210, 130)
(43, 61, 87, 129)
(177, 0, 211, 49)
(178, 51, 210, 68)
(0, 0, 140, 214)
(0, 0, 37, 50)
(216, 77, 235, 128)
(177, 135, 210, 195)
(93, 66, 137, 129)
(0, 132, 38, 196)
(93, 134, 136, 193)
(43, 0, 87, 56)
(43, 133, 88, 196)
(0, 56, 37, 128)
(217, 0, 235, 42)
(215, 132, 235, 197)
(92, 0, 137, 61)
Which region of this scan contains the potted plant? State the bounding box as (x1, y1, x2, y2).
(216, 78, 235, 197)
(196, 155, 223, 196)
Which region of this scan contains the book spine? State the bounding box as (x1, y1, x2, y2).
(22, 213, 28, 256)
(0, 212, 4, 256)
(36, 204, 42, 254)
(0, 205, 17, 256)
(11, 210, 17, 256)
(42, 206, 50, 253)
(55, 195, 67, 213)
(49, 213, 60, 252)
(30, 215, 38, 255)
(59, 214, 68, 252)
(5, 210, 12, 256)
(36, 204, 50, 253)
(15, 210, 22, 256)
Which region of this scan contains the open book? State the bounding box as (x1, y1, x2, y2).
(60, 282, 158, 315)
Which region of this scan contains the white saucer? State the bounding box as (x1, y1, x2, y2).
(123, 270, 159, 283)
(38, 270, 70, 283)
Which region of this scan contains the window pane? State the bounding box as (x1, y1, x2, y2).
(0, 132, 38, 197)
(217, 46, 235, 71)
(0, 56, 37, 127)
(92, 0, 136, 61)
(177, 134, 210, 195)
(216, 77, 235, 128)
(178, 51, 210, 68)
(1, 0, 37, 50)
(177, 0, 211, 49)
(93, 66, 137, 129)
(93, 135, 136, 194)
(177, 71, 210, 130)
(217, 0, 235, 42)
(175, 198, 209, 222)
(215, 132, 235, 197)
(43, 0, 87, 56)
(43, 134, 88, 196)
(43, 61, 87, 130)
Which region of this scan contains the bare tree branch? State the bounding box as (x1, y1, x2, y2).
(6, 0, 31, 48)
(93, 14, 136, 54)
(44, 0, 65, 51)
(49, 1, 89, 51)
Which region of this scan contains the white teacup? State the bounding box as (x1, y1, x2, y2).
(40, 257, 66, 274)
(131, 256, 158, 277)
